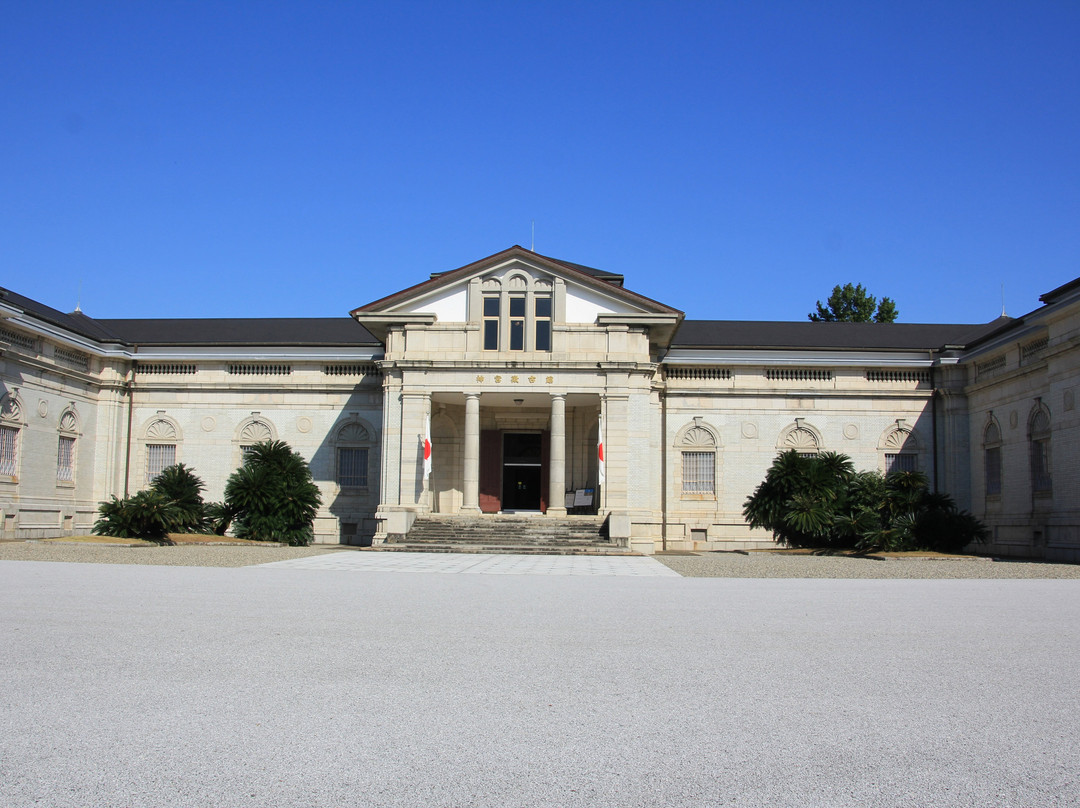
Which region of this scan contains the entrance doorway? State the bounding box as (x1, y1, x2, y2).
(502, 433, 542, 511)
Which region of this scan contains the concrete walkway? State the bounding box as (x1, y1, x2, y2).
(259, 550, 681, 576)
(3, 560, 1079, 807)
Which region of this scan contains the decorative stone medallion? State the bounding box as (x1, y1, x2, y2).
(1065, 389, 1075, 412)
(741, 422, 757, 439)
(37, 399, 49, 418)
(201, 416, 216, 432)
(1009, 410, 1019, 429)
(843, 423, 859, 440)
(297, 416, 312, 433)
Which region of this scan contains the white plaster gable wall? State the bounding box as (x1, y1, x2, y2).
(564, 283, 640, 322)
(394, 286, 468, 321)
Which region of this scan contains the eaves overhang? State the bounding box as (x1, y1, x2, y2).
(350, 312, 437, 343)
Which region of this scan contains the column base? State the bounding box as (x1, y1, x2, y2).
(546, 507, 568, 517)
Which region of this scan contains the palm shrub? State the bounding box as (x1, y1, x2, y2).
(93, 489, 183, 543)
(149, 463, 208, 533)
(745, 451, 989, 553)
(223, 440, 322, 545)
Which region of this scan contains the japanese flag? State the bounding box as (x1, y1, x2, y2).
(597, 414, 605, 485)
(423, 415, 432, 479)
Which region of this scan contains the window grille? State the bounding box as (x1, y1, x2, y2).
(146, 444, 176, 483)
(323, 364, 379, 377)
(764, 369, 833, 382)
(866, 370, 930, 383)
(0, 327, 37, 351)
(976, 355, 1006, 377)
(227, 364, 292, 375)
(885, 453, 917, 473)
(681, 451, 714, 495)
(138, 363, 197, 375)
(57, 435, 75, 482)
(985, 446, 1001, 496)
(1031, 439, 1052, 493)
(337, 447, 369, 488)
(667, 367, 732, 381)
(54, 347, 90, 372)
(1021, 336, 1049, 361)
(0, 425, 17, 476)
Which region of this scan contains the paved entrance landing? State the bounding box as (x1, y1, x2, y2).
(258, 550, 680, 576)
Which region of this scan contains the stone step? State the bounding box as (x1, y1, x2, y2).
(394, 515, 619, 555)
(375, 544, 637, 556)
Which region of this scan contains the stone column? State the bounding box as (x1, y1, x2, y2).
(462, 392, 481, 514)
(548, 393, 567, 516)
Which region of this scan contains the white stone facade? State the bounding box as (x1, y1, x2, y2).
(1, 248, 1077, 558)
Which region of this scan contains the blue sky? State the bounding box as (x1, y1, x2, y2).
(2, 1, 1078, 325)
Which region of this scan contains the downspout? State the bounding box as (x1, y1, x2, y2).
(123, 348, 137, 497)
(930, 351, 939, 494)
(660, 377, 668, 552)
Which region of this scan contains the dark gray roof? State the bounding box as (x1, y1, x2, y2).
(671, 320, 1002, 351)
(96, 318, 378, 347)
(535, 253, 624, 285)
(0, 287, 126, 342)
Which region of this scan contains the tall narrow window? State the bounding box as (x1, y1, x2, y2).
(57, 435, 75, 482)
(535, 296, 552, 352)
(984, 421, 1002, 498)
(0, 425, 17, 477)
(509, 296, 525, 351)
(146, 444, 176, 483)
(483, 296, 499, 350)
(1030, 408, 1052, 494)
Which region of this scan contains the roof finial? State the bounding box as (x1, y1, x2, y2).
(75, 279, 82, 313)
(1001, 283, 1006, 317)
(531, 220, 535, 252)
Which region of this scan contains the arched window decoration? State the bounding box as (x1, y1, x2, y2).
(237, 417, 276, 464)
(1029, 404, 1052, 495)
(676, 418, 720, 498)
(778, 420, 821, 457)
(480, 270, 553, 353)
(144, 416, 180, 483)
(0, 392, 23, 479)
(335, 418, 375, 490)
(56, 409, 79, 483)
(880, 422, 919, 474)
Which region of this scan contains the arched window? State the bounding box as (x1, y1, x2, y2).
(0, 393, 23, 480)
(480, 271, 553, 353)
(983, 417, 1002, 498)
(236, 416, 276, 465)
(334, 418, 375, 490)
(778, 420, 821, 458)
(880, 421, 919, 474)
(1029, 404, 1052, 495)
(676, 418, 720, 499)
(57, 409, 79, 484)
(143, 416, 181, 484)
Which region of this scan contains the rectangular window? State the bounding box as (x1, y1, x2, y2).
(1031, 439, 1052, 493)
(338, 447, 369, 488)
(509, 296, 525, 350)
(146, 443, 176, 484)
(682, 451, 715, 495)
(985, 447, 1001, 496)
(885, 453, 917, 473)
(0, 426, 17, 477)
(57, 436, 75, 482)
(483, 297, 499, 350)
(535, 296, 551, 351)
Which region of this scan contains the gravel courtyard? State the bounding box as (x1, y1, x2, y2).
(2, 550, 1079, 808)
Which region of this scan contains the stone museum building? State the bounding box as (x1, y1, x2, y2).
(1, 246, 1078, 559)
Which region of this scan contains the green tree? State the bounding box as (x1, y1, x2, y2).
(93, 489, 183, 543)
(149, 463, 207, 533)
(224, 440, 322, 546)
(809, 283, 898, 323)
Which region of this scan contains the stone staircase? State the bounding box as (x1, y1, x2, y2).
(380, 514, 632, 555)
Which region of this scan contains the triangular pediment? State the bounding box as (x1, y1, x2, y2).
(351, 247, 681, 343)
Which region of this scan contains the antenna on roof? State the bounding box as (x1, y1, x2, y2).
(1001, 283, 1007, 317)
(531, 220, 535, 252)
(75, 279, 82, 313)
